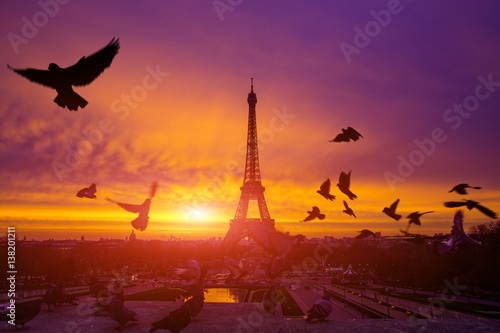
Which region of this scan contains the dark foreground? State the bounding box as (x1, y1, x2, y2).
(2, 300, 500, 333)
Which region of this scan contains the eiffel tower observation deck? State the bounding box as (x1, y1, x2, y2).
(220, 79, 275, 255)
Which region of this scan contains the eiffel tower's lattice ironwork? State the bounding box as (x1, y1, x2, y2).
(220, 79, 275, 256)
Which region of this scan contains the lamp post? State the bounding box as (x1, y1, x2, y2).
(385, 288, 390, 317)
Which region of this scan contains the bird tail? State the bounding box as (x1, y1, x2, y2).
(54, 90, 88, 111)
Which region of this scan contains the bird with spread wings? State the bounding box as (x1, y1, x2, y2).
(107, 181, 158, 231)
(8, 38, 120, 111)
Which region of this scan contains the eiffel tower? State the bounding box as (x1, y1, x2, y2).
(220, 79, 275, 256)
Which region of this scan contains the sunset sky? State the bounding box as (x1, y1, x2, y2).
(1, 1, 500, 240)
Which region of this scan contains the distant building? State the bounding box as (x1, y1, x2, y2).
(129, 230, 136, 241)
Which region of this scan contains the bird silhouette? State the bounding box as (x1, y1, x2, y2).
(76, 183, 97, 199)
(444, 200, 497, 219)
(342, 200, 356, 218)
(405, 211, 434, 233)
(305, 293, 333, 322)
(355, 229, 375, 239)
(174, 260, 201, 292)
(383, 199, 402, 221)
(448, 183, 482, 195)
(301, 206, 325, 222)
(435, 210, 481, 255)
(0, 297, 42, 330)
(337, 170, 357, 200)
(8, 38, 120, 111)
(179, 286, 205, 321)
(246, 221, 304, 278)
(107, 181, 158, 231)
(329, 127, 363, 142)
(317, 178, 335, 201)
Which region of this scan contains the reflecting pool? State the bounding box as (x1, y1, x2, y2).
(203, 288, 247, 303)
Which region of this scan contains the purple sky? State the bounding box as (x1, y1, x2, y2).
(1, 0, 500, 240)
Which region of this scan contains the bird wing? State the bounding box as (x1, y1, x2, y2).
(346, 127, 363, 140)
(223, 260, 241, 277)
(107, 198, 142, 213)
(330, 133, 348, 142)
(319, 179, 331, 193)
(389, 199, 400, 212)
(343, 200, 349, 209)
(7, 65, 57, 89)
(88, 183, 97, 195)
(475, 204, 498, 219)
(338, 171, 350, 188)
(246, 221, 276, 253)
(149, 181, 158, 199)
(65, 38, 120, 86)
(267, 231, 294, 258)
(302, 212, 315, 222)
(444, 201, 468, 208)
(312, 206, 320, 214)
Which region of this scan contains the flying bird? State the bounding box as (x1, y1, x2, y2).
(246, 221, 305, 278)
(404, 211, 434, 233)
(0, 297, 42, 330)
(301, 206, 325, 222)
(337, 170, 357, 200)
(448, 183, 482, 195)
(342, 200, 356, 218)
(383, 199, 402, 221)
(7, 38, 120, 111)
(355, 229, 375, 239)
(174, 260, 201, 290)
(329, 127, 363, 142)
(435, 210, 481, 255)
(76, 183, 97, 199)
(317, 178, 335, 201)
(444, 200, 497, 219)
(107, 181, 158, 231)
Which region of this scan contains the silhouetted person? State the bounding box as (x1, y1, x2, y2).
(8, 38, 119, 111)
(107, 181, 158, 231)
(317, 178, 335, 201)
(0, 297, 42, 329)
(383, 198, 402, 221)
(329, 127, 363, 142)
(77, 183, 97, 199)
(337, 170, 357, 200)
(305, 293, 332, 322)
(444, 200, 497, 219)
(301, 206, 325, 222)
(448, 183, 481, 195)
(342, 200, 356, 217)
(356, 229, 375, 239)
(435, 210, 481, 255)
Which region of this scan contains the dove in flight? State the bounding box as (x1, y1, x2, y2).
(448, 183, 481, 195)
(444, 200, 497, 219)
(329, 127, 363, 142)
(337, 170, 357, 200)
(8, 38, 119, 111)
(342, 200, 356, 218)
(317, 178, 335, 201)
(301, 206, 326, 222)
(76, 183, 97, 199)
(383, 199, 401, 221)
(107, 181, 158, 231)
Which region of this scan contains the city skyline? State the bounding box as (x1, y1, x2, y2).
(1, 1, 500, 240)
